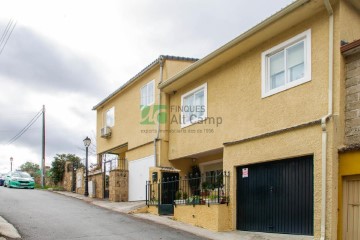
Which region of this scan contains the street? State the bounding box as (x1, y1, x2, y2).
(0, 187, 205, 240)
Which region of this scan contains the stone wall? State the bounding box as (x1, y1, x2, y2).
(62, 161, 73, 192)
(89, 172, 104, 199)
(109, 169, 128, 202)
(345, 52, 360, 145)
(75, 168, 84, 195)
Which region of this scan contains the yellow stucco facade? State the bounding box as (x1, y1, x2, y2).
(93, 0, 360, 238)
(174, 204, 231, 231)
(167, 11, 330, 160)
(95, 57, 196, 160)
(162, 3, 341, 238)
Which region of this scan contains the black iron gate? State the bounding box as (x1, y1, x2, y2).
(103, 160, 111, 199)
(159, 172, 179, 215)
(237, 156, 313, 235)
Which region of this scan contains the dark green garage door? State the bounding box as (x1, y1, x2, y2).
(237, 156, 313, 235)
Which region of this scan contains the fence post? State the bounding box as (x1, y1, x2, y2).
(157, 179, 161, 212)
(145, 181, 148, 206)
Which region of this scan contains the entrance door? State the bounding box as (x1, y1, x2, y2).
(237, 156, 313, 235)
(159, 172, 179, 215)
(343, 175, 360, 240)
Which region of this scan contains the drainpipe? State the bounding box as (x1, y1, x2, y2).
(154, 56, 164, 167)
(320, 1, 333, 240)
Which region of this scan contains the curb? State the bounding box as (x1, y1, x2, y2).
(51, 191, 146, 214)
(0, 216, 21, 239)
(50, 191, 214, 239)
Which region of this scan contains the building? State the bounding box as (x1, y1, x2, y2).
(92, 56, 197, 201)
(338, 39, 360, 240)
(93, 0, 360, 239)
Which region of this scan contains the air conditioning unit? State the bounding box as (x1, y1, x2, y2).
(100, 126, 112, 138)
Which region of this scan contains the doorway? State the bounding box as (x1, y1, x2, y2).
(343, 175, 360, 240)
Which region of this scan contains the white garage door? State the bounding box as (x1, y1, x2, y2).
(128, 155, 155, 201)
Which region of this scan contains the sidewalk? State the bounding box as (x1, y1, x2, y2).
(52, 190, 146, 213)
(0, 216, 21, 239)
(53, 191, 313, 240)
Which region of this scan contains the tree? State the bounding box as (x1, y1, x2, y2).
(19, 162, 40, 177)
(50, 154, 83, 185)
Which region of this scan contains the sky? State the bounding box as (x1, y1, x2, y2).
(0, 0, 294, 173)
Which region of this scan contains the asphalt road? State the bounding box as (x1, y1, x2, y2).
(0, 187, 205, 240)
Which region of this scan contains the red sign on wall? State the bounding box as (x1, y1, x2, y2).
(242, 168, 248, 178)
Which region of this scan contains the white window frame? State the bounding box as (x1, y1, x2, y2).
(104, 107, 115, 127)
(140, 80, 155, 106)
(180, 83, 208, 128)
(261, 29, 311, 98)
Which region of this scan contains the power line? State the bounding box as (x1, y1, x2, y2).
(0, 128, 40, 133)
(0, 18, 16, 57)
(7, 108, 43, 145)
(0, 19, 12, 45)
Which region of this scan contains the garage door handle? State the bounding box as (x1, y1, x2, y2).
(350, 204, 360, 206)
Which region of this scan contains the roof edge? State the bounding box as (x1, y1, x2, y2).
(92, 55, 198, 110)
(338, 143, 360, 153)
(341, 39, 360, 55)
(159, 0, 310, 90)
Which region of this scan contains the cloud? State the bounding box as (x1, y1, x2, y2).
(0, 22, 102, 171)
(0, 81, 98, 171)
(0, 0, 295, 173)
(113, 0, 295, 58)
(0, 23, 106, 96)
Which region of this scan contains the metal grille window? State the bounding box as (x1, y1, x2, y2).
(205, 170, 223, 187)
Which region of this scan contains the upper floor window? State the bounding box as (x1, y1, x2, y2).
(141, 80, 155, 106)
(105, 107, 114, 127)
(181, 83, 207, 128)
(261, 29, 311, 98)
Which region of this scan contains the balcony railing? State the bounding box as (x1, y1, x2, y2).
(89, 157, 127, 173)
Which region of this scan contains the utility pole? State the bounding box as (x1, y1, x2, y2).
(41, 105, 46, 188)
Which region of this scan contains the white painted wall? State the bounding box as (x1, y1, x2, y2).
(128, 155, 155, 201)
(76, 172, 82, 188)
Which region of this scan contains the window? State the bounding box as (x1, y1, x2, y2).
(181, 83, 207, 128)
(105, 107, 114, 127)
(140, 80, 155, 106)
(200, 160, 223, 188)
(262, 29, 311, 97)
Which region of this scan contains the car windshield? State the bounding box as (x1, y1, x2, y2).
(12, 172, 31, 178)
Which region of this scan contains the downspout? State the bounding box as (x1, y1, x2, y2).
(154, 56, 164, 167)
(321, 1, 333, 240)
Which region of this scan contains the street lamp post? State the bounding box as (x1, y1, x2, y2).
(83, 136, 91, 197)
(10, 157, 13, 171)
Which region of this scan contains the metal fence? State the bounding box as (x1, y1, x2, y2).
(146, 171, 230, 207)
